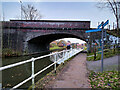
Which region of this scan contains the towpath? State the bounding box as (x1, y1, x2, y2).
(46, 53, 90, 88)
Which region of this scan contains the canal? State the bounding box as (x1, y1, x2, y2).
(2, 52, 55, 89)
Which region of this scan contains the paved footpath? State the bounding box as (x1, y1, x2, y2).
(87, 55, 118, 72)
(46, 53, 90, 88)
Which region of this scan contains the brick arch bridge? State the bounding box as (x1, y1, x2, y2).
(3, 20, 91, 54)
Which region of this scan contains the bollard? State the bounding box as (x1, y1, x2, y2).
(31, 57, 35, 90)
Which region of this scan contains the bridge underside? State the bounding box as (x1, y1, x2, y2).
(27, 33, 85, 53)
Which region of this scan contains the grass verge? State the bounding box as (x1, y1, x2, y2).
(50, 46, 65, 51)
(87, 48, 120, 61)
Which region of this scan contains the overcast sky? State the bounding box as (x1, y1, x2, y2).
(1, 0, 116, 44)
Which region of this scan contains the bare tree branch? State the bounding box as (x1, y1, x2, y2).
(97, 0, 120, 34)
(21, 4, 42, 20)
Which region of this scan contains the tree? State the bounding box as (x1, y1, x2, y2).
(57, 40, 67, 47)
(97, 0, 120, 34)
(21, 4, 42, 20)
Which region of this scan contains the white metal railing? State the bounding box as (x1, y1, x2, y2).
(0, 48, 83, 90)
(50, 48, 82, 64)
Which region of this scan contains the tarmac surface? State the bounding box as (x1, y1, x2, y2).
(46, 53, 90, 88)
(87, 55, 119, 72)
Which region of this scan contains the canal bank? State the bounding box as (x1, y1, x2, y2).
(2, 48, 65, 58)
(2, 49, 65, 89)
(2, 51, 54, 89)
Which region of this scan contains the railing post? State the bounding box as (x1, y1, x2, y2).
(70, 49, 71, 58)
(65, 50, 67, 60)
(67, 50, 68, 59)
(0, 83, 2, 90)
(68, 50, 69, 59)
(31, 57, 35, 90)
(62, 50, 65, 64)
(50, 52, 51, 60)
(71, 48, 73, 56)
(69, 50, 70, 58)
(64, 50, 66, 61)
(54, 53, 57, 73)
(70, 49, 72, 57)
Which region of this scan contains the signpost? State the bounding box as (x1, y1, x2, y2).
(101, 22, 104, 73)
(86, 20, 109, 73)
(85, 29, 101, 33)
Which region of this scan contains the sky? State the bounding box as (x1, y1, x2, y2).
(57, 38, 86, 44)
(1, 0, 116, 44)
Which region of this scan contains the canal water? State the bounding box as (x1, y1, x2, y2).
(2, 52, 54, 89)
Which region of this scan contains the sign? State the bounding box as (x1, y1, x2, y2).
(85, 20, 109, 33)
(102, 20, 109, 27)
(85, 29, 101, 33)
(98, 22, 103, 29)
(98, 20, 109, 29)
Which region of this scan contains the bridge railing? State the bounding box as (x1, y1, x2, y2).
(0, 48, 83, 90)
(50, 48, 82, 64)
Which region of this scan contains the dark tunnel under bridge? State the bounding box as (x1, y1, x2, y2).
(27, 33, 86, 53)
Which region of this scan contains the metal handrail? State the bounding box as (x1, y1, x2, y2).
(0, 48, 83, 90)
(0, 50, 66, 71)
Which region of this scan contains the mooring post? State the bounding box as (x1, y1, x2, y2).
(32, 57, 35, 90)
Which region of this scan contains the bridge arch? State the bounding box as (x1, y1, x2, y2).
(25, 32, 86, 53)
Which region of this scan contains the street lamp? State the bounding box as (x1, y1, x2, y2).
(20, 0, 22, 20)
